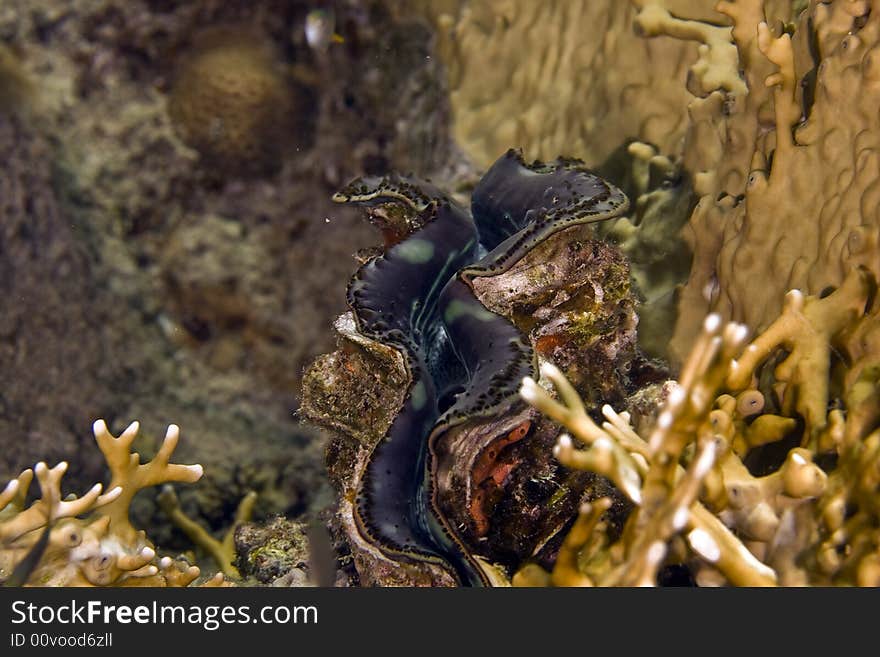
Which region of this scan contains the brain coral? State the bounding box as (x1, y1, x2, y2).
(168, 27, 296, 175)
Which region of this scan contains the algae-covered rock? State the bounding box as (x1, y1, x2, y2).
(234, 517, 311, 586)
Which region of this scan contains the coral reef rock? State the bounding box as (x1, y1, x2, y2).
(0, 0, 459, 551)
(234, 516, 313, 586)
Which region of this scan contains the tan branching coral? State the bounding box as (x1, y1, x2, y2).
(0, 419, 215, 587)
(158, 485, 257, 579)
(521, 316, 778, 586)
(724, 268, 872, 443)
(518, 270, 880, 586)
(629, 0, 880, 362)
(633, 2, 748, 98)
(0, 462, 119, 546)
(419, 1, 701, 168)
(595, 141, 694, 356)
(92, 420, 204, 544)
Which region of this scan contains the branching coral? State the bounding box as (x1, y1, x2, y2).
(725, 268, 871, 443)
(517, 268, 880, 586)
(91, 420, 204, 544)
(415, 0, 801, 172)
(421, 2, 857, 367)
(0, 419, 221, 587)
(158, 485, 257, 579)
(633, 2, 748, 98)
(595, 141, 695, 357)
(629, 0, 880, 362)
(419, 1, 701, 168)
(520, 317, 778, 586)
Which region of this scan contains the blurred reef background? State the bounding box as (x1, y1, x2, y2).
(3, 0, 880, 587)
(0, 0, 461, 583)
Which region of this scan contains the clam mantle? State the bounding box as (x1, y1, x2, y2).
(305, 150, 629, 585)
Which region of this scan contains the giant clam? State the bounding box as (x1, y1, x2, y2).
(313, 149, 631, 585)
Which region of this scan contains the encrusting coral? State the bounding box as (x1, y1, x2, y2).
(0, 419, 229, 586)
(416, 0, 799, 170)
(424, 0, 880, 369)
(516, 266, 880, 586)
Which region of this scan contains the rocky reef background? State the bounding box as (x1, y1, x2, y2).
(0, 0, 461, 562)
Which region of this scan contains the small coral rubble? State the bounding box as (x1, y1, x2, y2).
(233, 516, 312, 586)
(0, 419, 224, 587)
